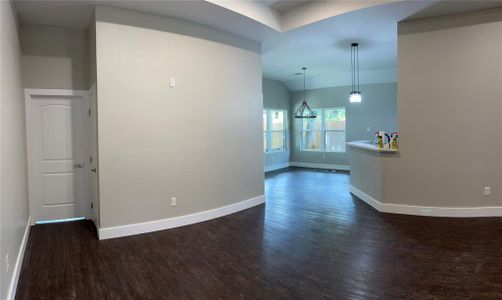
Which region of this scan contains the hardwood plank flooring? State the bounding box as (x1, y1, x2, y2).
(16, 167, 502, 299)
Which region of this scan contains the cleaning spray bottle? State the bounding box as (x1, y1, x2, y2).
(375, 132, 384, 149)
(391, 132, 399, 150)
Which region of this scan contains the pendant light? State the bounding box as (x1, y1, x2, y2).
(350, 43, 362, 103)
(294, 67, 317, 119)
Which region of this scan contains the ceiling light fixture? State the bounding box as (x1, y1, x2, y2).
(294, 67, 317, 119)
(350, 42, 362, 103)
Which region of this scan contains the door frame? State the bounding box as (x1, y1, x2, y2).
(25, 88, 91, 224)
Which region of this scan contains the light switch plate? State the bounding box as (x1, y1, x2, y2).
(484, 187, 491, 196)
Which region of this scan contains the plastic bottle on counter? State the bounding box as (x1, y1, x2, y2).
(391, 132, 398, 150)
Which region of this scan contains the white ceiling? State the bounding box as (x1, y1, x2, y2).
(269, 0, 502, 91)
(262, 1, 436, 90)
(268, 0, 311, 14)
(13, 0, 502, 91)
(14, 1, 94, 29)
(14, 0, 281, 42)
(406, 0, 502, 20)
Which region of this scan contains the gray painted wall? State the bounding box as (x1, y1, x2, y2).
(88, 10, 100, 227)
(349, 147, 383, 201)
(20, 25, 90, 90)
(95, 6, 263, 228)
(381, 9, 502, 207)
(89, 12, 97, 87)
(290, 83, 397, 166)
(0, 2, 30, 298)
(263, 78, 290, 169)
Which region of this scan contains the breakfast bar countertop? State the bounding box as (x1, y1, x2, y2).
(346, 140, 399, 153)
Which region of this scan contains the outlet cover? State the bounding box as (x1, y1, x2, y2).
(170, 197, 176, 207)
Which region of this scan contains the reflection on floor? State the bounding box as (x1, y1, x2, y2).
(16, 167, 502, 299)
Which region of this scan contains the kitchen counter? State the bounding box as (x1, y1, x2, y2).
(346, 140, 398, 153)
(346, 140, 399, 207)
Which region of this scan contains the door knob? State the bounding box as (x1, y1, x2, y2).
(74, 163, 83, 168)
(91, 168, 97, 173)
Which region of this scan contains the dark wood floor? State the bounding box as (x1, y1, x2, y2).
(16, 167, 502, 299)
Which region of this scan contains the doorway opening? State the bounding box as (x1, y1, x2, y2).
(25, 88, 98, 226)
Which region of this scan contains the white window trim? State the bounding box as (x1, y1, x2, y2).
(264, 109, 287, 153)
(300, 107, 346, 153)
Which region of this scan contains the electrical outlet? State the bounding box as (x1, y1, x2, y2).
(483, 187, 491, 196)
(170, 197, 176, 207)
(5, 255, 10, 273)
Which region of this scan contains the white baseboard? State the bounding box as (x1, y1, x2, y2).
(265, 162, 290, 172)
(349, 185, 382, 211)
(7, 216, 31, 300)
(350, 185, 502, 217)
(290, 162, 350, 171)
(99, 195, 265, 240)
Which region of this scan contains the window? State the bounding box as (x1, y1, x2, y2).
(263, 109, 286, 152)
(300, 108, 346, 152)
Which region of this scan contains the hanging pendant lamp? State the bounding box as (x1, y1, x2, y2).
(294, 67, 317, 119)
(349, 43, 362, 103)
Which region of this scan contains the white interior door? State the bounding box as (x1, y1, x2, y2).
(26, 90, 89, 223)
